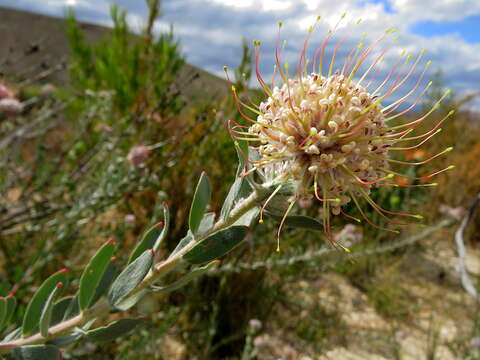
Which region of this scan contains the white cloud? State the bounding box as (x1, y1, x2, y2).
(210, 0, 293, 11)
(389, 0, 480, 22)
(1, 0, 479, 108)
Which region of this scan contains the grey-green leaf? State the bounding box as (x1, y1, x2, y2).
(22, 269, 68, 336)
(150, 260, 219, 293)
(3, 327, 22, 342)
(233, 207, 259, 227)
(47, 331, 83, 347)
(13, 345, 61, 360)
(5, 296, 16, 328)
(220, 166, 244, 220)
(89, 261, 117, 307)
(108, 250, 153, 308)
(267, 214, 323, 231)
(79, 240, 116, 311)
(183, 226, 247, 265)
(197, 212, 216, 235)
(170, 232, 193, 258)
(39, 283, 62, 337)
(129, 204, 169, 264)
(0, 298, 6, 330)
(86, 318, 144, 342)
(50, 297, 72, 326)
(189, 172, 211, 234)
(62, 295, 79, 321)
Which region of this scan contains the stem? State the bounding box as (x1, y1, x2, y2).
(0, 188, 265, 354)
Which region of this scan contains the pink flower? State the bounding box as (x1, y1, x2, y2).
(0, 98, 23, 116)
(127, 145, 151, 168)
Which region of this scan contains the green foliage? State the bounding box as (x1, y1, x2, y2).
(108, 250, 154, 309)
(39, 283, 63, 338)
(66, 4, 184, 115)
(128, 204, 169, 264)
(0, 297, 15, 332)
(85, 318, 144, 342)
(12, 345, 61, 360)
(22, 270, 68, 336)
(266, 214, 324, 232)
(79, 239, 116, 311)
(184, 226, 248, 265)
(189, 172, 212, 235)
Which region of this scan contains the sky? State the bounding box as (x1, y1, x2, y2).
(1, 0, 480, 111)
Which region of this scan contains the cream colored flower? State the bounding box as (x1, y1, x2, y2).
(228, 18, 453, 249)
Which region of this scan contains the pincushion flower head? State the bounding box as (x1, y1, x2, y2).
(227, 17, 454, 250)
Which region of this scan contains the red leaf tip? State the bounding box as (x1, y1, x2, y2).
(56, 282, 63, 289)
(155, 221, 164, 227)
(111, 257, 118, 262)
(107, 237, 116, 245)
(162, 201, 169, 207)
(58, 268, 69, 274)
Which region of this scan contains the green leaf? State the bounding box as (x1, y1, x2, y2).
(108, 250, 153, 308)
(128, 204, 169, 264)
(1, 295, 16, 330)
(267, 214, 323, 231)
(47, 331, 83, 347)
(233, 207, 259, 227)
(0, 281, 10, 297)
(220, 166, 245, 221)
(13, 345, 61, 360)
(79, 240, 116, 311)
(170, 232, 193, 258)
(189, 172, 212, 234)
(50, 297, 73, 326)
(3, 327, 22, 342)
(22, 269, 68, 336)
(150, 260, 219, 293)
(234, 139, 249, 166)
(0, 298, 6, 331)
(89, 261, 117, 307)
(62, 295, 79, 321)
(197, 212, 216, 235)
(39, 283, 63, 338)
(112, 289, 147, 312)
(86, 318, 144, 342)
(183, 226, 247, 265)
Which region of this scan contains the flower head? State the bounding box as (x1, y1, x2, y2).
(127, 145, 151, 168)
(228, 18, 454, 249)
(0, 98, 23, 117)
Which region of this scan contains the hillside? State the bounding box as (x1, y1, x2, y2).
(0, 5, 229, 99)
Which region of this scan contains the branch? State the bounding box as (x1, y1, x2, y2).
(455, 193, 480, 301)
(0, 188, 263, 354)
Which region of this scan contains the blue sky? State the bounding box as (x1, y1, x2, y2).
(1, 0, 479, 110)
